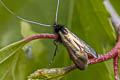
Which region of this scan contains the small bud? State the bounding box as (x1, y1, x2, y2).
(28, 68, 66, 80)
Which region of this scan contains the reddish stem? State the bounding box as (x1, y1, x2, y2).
(65, 65, 76, 73)
(22, 34, 57, 42)
(104, 1, 120, 79)
(114, 56, 120, 80)
(88, 36, 120, 64)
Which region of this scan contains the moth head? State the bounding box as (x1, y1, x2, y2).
(53, 24, 64, 33)
(53, 24, 69, 34)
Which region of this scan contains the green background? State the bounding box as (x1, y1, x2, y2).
(0, 0, 119, 80)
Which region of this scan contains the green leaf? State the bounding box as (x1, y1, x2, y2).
(0, 40, 27, 80)
(0, 41, 26, 64)
(0, 50, 21, 80)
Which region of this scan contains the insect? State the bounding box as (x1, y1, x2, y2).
(0, 0, 98, 70)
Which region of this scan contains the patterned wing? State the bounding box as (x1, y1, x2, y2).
(58, 27, 90, 70)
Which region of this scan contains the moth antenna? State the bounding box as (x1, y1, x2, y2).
(0, 0, 52, 27)
(48, 40, 59, 67)
(54, 0, 60, 25)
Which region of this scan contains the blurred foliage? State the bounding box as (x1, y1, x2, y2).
(0, 0, 119, 80)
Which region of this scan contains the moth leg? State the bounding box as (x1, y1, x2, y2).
(47, 40, 59, 67)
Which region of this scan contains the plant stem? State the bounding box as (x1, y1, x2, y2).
(22, 34, 57, 42)
(114, 56, 120, 80)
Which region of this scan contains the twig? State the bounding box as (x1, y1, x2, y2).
(88, 36, 120, 64)
(114, 56, 120, 80)
(104, 0, 120, 79)
(22, 34, 57, 42)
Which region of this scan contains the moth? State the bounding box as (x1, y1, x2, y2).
(53, 24, 98, 70)
(0, 0, 98, 70)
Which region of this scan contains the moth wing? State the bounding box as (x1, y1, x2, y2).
(66, 45, 88, 70)
(58, 27, 97, 70)
(70, 32, 98, 58)
(59, 29, 88, 70)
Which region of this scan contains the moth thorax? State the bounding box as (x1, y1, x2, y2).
(60, 28, 68, 34)
(53, 24, 68, 34)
